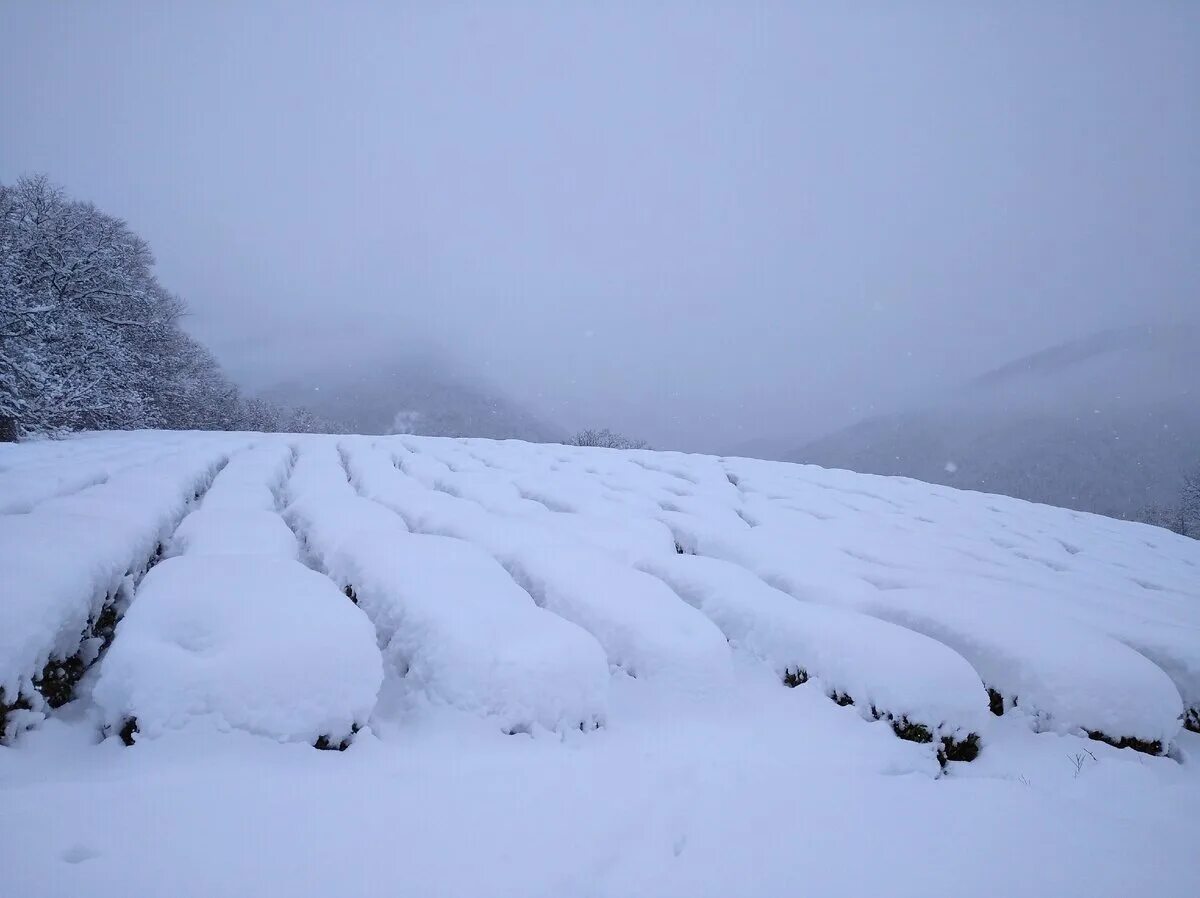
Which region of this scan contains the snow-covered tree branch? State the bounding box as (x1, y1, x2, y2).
(0, 175, 327, 440)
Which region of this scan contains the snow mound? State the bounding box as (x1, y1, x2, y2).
(0, 431, 202, 514)
(0, 514, 132, 712)
(857, 587, 1185, 749)
(505, 547, 734, 693)
(4, 430, 1198, 758)
(345, 441, 732, 695)
(169, 508, 299, 560)
(35, 447, 231, 562)
(1, 444, 230, 738)
(666, 513, 1186, 748)
(637, 553, 987, 742)
(200, 442, 292, 513)
(94, 555, 382, 744)
(287, 442, 610, 732)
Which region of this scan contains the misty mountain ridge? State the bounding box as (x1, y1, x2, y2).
(788, 325, 1200, 519)
(261, 355, 563, 442)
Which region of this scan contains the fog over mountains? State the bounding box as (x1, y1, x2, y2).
(787, 326, 1199, 518)
(261, 354, 563, 443)
(259, 324, 1197, 522)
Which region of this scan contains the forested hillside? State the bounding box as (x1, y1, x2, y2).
(791, 327, 1200, 522)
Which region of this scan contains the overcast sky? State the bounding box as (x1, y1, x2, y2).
(2, 2, 1197, 451)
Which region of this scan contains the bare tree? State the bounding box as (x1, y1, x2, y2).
(567, 428, 649, 450)
(1136, 463, 1200, 538)
(279, 404, 341, 434)
(1181, 465, 1200, 537)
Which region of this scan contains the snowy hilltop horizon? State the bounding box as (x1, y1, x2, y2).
(2, 430, 1198, 897)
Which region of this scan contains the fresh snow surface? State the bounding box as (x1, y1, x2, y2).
(3, 430, 1200, 898)
(169, 507, 300, 560)
(197, 441, 292, 513)
(93, 555, 382, 744)
(636, 552, 986, 739)
(287, 441, 610, 733)
(1, 438, 228, 718)
(663, 512, 1186, 745)
(345, 441, 732, 694)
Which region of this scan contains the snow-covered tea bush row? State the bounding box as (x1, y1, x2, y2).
(3, 431, 1198, 757)
(1, 440, 230, 739)
(287, 441, 610, 734)
(344, 442, 734, 697)
(92, 442, 384, 748)
(665, 513, 1186, 752)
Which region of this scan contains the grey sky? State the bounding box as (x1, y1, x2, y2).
(2, 1, 1197, 451)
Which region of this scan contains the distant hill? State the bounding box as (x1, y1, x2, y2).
(788, 326, 1200, 518)
(725, 435, 799, 462)
(261, 355, 563, 442)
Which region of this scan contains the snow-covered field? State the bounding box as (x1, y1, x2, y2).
(2, 431, 1199, 898)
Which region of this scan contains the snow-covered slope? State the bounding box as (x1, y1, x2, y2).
(2, 431, 1199, 898)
